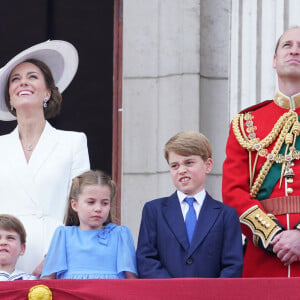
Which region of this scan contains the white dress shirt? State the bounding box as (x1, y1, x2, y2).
(177, 189, 206, 220)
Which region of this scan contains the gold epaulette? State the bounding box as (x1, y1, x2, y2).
(240, 205, 281, 248)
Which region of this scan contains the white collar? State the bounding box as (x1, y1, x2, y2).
(177, 189, 206, 204)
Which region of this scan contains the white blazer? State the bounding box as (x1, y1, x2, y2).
(0, 121, 90, 273)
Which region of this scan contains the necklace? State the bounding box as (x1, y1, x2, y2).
(21, 141, 34, 151)
(26, 144, 33, 151)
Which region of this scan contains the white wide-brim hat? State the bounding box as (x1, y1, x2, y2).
(0, 40, 78, 121)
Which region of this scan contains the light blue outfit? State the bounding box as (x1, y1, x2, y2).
(41, 223, 137, 279)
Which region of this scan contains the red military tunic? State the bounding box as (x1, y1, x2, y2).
(223, 91, 300, 277)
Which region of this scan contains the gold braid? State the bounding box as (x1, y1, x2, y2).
(232, 111, 293, 150)
(250, 112, 297, 197)
(232, 110, 298, 199)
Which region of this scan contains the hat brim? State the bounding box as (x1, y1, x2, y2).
(0, 40, 78, 121)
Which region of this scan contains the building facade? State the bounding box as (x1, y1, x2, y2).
(122, 0, 300, 242)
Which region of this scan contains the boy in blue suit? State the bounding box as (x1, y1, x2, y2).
(136, 131, 243, 278)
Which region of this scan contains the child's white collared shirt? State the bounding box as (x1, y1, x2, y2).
(177, 189, 206, 220)
(0, 269, 36, 281)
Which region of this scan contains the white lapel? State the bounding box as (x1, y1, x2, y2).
(7, 126, 27, 169)
(6, 122, 58, 204)
(28, 121, 58, 178)
(6, 127, 34, 200)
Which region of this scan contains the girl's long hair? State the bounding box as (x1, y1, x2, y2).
(64, 170, 117, 226)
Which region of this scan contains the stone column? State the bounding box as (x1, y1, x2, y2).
(122, 0, 201, 241)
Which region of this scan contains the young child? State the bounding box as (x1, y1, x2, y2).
(136, 131, 243, 278)
(0, 214, 36, 280)
(41, 170, 137, 279)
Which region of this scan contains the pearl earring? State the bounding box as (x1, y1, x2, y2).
(43, 98, 48, 108)
(10, 102, 14, 111)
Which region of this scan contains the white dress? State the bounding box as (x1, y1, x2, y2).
(0, 122, 90, 274)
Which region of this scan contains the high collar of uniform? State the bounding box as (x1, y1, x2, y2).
(274, 90, 300, 110)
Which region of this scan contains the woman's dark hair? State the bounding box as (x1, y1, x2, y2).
(5, 58, 63, 119)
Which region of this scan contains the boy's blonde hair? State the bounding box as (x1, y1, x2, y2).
(0, 214, 26, 244)
(164, 131, 212, 162)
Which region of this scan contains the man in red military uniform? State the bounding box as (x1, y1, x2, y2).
(223, 26, 300, 277)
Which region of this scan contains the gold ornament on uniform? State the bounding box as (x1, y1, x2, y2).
(240, 205, 281, 248)
(28, 284, 52, 300)
(232, 110, 300, 198)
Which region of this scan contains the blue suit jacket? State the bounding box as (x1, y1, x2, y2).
(136, 192, 243, 278)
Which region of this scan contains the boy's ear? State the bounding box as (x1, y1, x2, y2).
(205, 158, 213, 174)
(19, 243, 26, 257)
(71, 199, 78, 212)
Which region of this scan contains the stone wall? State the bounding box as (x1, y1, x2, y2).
(122, 0, 300, 243)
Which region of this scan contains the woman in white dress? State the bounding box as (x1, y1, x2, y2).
(0, 41, 90, 276)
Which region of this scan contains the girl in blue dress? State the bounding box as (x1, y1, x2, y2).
(41, 170, 137, 279)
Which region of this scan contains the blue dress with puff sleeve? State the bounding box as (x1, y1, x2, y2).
(41, 223, 137, 279)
